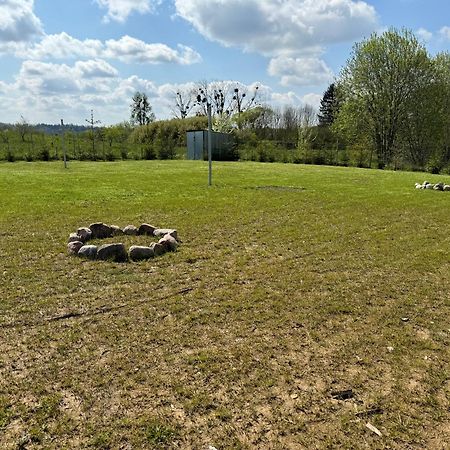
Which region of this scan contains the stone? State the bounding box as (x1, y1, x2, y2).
(158, 234, 178, 252)
(415, 183, 422, 189)
(150, 242, 166, 256)
(68, 241, 84, 255)
(123, 225, 138, 235)
(68, 232, 81, 243)
(77, 227, 92, 242)
(110, 225, 124, 236)
(425, 183, 434, 190)
(78, 245, 98, 260)
(89, 222, 113, 239)
(444, 185, 450, 191)
(129, 245, 155, 261)
(153, 228, 178, 240)
(433, 182, 444, 191)
(138, 223, 156, 236)
(97, 243, 128, 262)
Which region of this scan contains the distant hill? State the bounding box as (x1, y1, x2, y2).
(34, 123, 91, 134)
(0, 122, 90, 133)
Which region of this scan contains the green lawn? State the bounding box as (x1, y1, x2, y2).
(0, 160, 449, 449)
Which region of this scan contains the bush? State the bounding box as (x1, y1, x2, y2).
(426, 155, 443, 174)
(120, 148, 128, 160)
(105, 151, 115, 161)
(39, 148, 50, 161)
(143, 146, 156, 160)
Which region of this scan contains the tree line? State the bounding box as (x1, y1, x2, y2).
(327, 28, 450, 173)
(2, 28, 450, 174)
(129, 30, 450, 172)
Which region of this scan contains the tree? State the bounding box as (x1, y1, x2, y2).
(173, 89, 194, 119)
(85, 110, 101, 158)
(191, 81, 260, 119)
(432, 53, 450, 166)
(337, 28, 433, 167)
(15, 115, 30, 142)
(296, 105, 317, 151)
(318, 83, 339, 126)
(130, 92, 155, 126)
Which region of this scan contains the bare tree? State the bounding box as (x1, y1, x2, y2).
(297, 105, 317, 150)
(85, 110, 101, 157)
(191, 81, 260, 118)
(15, 115, 30, 142)
(173, 89, 195, 119)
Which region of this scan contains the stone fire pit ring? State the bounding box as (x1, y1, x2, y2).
(67, 222, 179, 262)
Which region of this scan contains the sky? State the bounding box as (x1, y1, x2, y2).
(1, 0, 450, 125)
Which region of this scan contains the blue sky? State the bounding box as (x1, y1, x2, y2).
(0, 0, 450, 125)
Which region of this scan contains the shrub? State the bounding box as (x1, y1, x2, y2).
(120, 148, 128, 160)
(39, 148, 50, 161)
(426, 154, 444, 174)
(143, 146, 156, 160)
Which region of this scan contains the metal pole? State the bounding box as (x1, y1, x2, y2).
(61, 119, 67, 169)
(207, 103, 212, 186)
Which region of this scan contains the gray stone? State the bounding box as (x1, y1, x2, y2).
(68, 241, 84, 255)
(158, 234, 178, 252)
(77, 227, 92, 242)
(110, 225, 124, 236)
(78, 245, 98, 260)
(150, 242, 166, 256)
(68, 232, 81, 243)
(129, 245, 155, 261)
(444, 185, 450, 191)
(433, 182, 444, 191)
(123, 225, 138, 235)
(153, 228, 178, 240)
(138, 223, 156, 236)
(97, 243, 128, 262)
(425, 183, 434, 190)
(89, 222, 113, 239)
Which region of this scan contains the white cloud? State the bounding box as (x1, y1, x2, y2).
(5, 31, 202, 65)
(16, 61, 82, 95)
(1, 60, 160, 123)
(301, 93, 322, 110)
(95, 0, 160, 23)
(15, 59, 119, 97)
(113, 75, 158, 99)
(268, 56, 334, 86)
(16, 32, 103, 59)
(1, 65, 319, 125)
(270, 91, 303, 107)
(74, 60, 119, 78)
(417, 27, 432, 42)
(175, 0, 378, 57)
(0, 0, 43, 43)
(439, 26, 450, 40)
(104, 35, 202, 64)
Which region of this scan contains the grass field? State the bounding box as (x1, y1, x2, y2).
(0, 160, 449, 449)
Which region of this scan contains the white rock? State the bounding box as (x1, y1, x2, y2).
(158, 234, 178, 252)
(154, 228, 178, 240)
(123, 225, 138, 235)
(129, 245, 154, 261)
